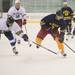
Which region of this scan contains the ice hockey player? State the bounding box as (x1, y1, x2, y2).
(61, 2, 74, 35)
(71, 16, 75, 38)
(71, 27, 75, 39)
(35, 10, 67, 57)
(0, 16, 28, 55)
(8, 0, 27, 44)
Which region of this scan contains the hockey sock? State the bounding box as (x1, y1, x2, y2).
(35, 37, 42, 45)
(55, 37, 64, 53)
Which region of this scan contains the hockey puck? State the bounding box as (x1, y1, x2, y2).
(29, 44, 32, 47)
(66, 38, 68, 41)
(71, 36, 74, 39)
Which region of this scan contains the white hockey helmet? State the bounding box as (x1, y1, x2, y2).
(15, 0, 21, 4)
(63, 2, 68, 6)
(7, 16, 14, 24)
(15, 0, 21, 9)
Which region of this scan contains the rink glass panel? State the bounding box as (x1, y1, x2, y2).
(14, 0, 75, 13)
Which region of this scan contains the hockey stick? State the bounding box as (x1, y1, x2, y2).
(0, 30, 2, 39)
(0, 34, 1, 40)
(24, 25, 32, 47)
(64, 42, 75, 53)
(32, 41, 57, 55)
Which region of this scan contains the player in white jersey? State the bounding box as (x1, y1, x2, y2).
(0, 16, 28, 55)
(8, 0, 27, 44)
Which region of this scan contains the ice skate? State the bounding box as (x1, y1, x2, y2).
(17, 40, 21, 44)
(12, 47, 18, 55)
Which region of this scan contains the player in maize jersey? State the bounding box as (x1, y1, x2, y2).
(35, 10, 67, 57)
(61, 2, 74, 35)
(0, 16, 28, 55)
(71, 16, 75, 38)
(8, 0, 27, 44)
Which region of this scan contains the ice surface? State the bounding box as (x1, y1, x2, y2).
(0, 22, 75, 75)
